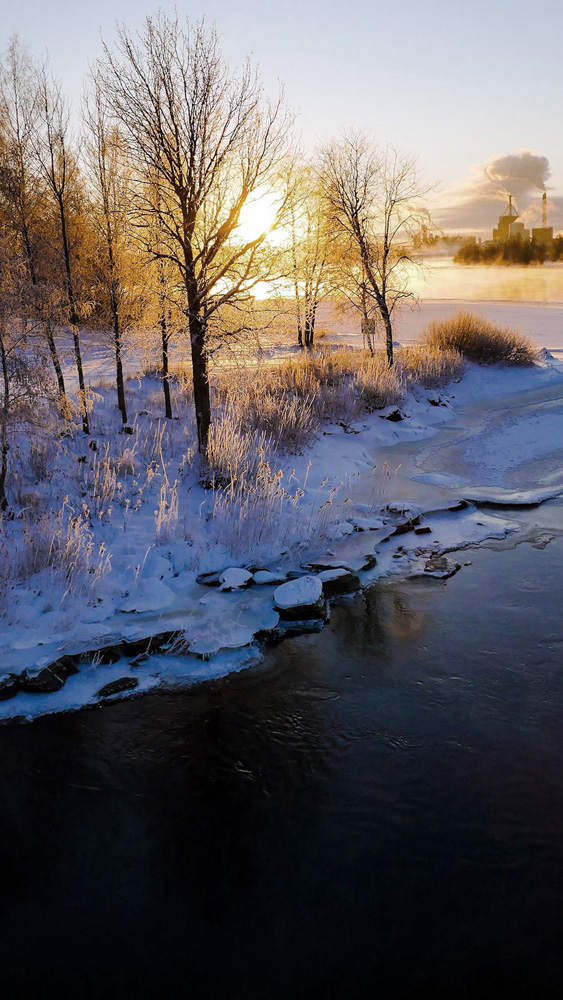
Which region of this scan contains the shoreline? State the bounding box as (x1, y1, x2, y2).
(2, 352, 563, 723)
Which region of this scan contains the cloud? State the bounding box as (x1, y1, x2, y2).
(430, 149, 561, 236)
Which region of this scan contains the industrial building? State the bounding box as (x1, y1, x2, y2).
(492, 192, 553, 245)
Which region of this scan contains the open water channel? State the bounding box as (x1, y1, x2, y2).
(1, 499, 562, 998)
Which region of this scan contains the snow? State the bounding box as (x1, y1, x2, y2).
(273, 576, 323, 609)
(219, 568, 253, 591)
(2, 309, 563, 721)
(316, 568, 350, 582)
(252, 570, 287, 585)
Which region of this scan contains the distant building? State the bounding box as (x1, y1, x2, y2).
(492, 195, 518, 241)
(508, 221, 530, 240)
(531, 227, 553, 243)
(492, 191, 553, 246)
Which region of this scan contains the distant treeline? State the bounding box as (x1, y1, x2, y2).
(455, 237, 563, 265)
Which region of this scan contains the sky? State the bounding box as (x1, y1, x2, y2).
(3, 0, 563, 236)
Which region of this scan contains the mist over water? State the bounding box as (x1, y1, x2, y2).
(410, 257, 563, 303)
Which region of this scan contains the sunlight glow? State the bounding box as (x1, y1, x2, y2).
(236, 190, 286, 246)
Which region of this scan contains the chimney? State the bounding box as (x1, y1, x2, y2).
(542, 191, 547, 227)
(509, 194, 513, 215)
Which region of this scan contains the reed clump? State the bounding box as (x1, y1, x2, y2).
(422, 310, 535, 366)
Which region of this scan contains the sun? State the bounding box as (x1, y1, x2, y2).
(235, 189, 286, 245)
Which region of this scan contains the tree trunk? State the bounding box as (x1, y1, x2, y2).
(115, 329, 128, 426)
(160, 307, 172, 420)
(44, 320, 67, 405)
(0, 419, 8, 513)
(304, 316, 314, 350)
(0, 335, 10, 511)
(110, 284, 127, 425)
(24, 235, 68, 409)
(58, 193, 90, 434)
(189, 313, 211, 455)
(380, 301, 394, 367)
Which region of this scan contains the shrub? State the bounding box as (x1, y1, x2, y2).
(421, 310, 535, 366)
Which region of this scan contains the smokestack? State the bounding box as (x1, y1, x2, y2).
(509, 194, 513, 215)
(542, 191, 547, 227)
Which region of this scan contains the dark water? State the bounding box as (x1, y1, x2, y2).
(1, 520, 563, 999)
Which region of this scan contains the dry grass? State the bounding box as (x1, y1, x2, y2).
(395, 344, 465, 388)
(1, 501, 112, 604)
(421, 311, 535, 366)
(208, 344, 464, 468)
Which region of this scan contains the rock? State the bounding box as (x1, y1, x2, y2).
(48, 655, 79, 681)
(96, 676, 139, 699)
(447, 499, 468, 512)
(19, 667, 65, 694)
(273, 576, 327, 621)
(423, 555, 461, 579)
(219, 567, 253, 591)
(414, 525, 432, 535)
(385, 409, 403, 422)
(317, 568, 361, 596)
(392, 516, 421, 536)
(286, 569, 311, 580)
(196, 571, 223, 587)
(387, 500, 421, 516)
(252, 570, 287, 585)
(302, 561, 351, 573)
(358, 553, 377, 572)
(0, 674, 20, 701)
(79, 646, 123, 666)
(122, 631, 179, 658)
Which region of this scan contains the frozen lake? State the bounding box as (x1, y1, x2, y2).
(322, 258, 563, 352)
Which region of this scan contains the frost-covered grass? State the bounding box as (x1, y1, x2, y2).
(208, 343, 464, 457)
(421, 310, 536, 366)
(0, 338, 465, 618)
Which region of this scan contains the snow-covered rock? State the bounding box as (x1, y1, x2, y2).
(219, 567, 253, 591)
(273, 576, 326, 620)
(387, 500, 421, 516)
(252, 570, 287, 585)
(119, 579, 176, 613)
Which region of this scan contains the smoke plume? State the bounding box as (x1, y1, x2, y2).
(431, 148, 559, 235)
(484, 150, 550, 194)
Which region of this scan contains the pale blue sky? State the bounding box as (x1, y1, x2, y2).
(3, 0, 563, 230)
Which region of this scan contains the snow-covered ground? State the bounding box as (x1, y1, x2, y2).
(2, 319, 563, 722)
(321, 300, 563, 353)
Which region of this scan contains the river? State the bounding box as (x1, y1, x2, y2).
(1, 500, 562, 998)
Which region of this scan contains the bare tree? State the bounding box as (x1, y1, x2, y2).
(287, 164, 339, 349)
(0, 225, 53, 511)
(83, 71, 136, 427)
(0, 38, 67, 403)
(100, 13, 293, 454)
(34, 61, 90, 433)
(322, 133, 428, 366)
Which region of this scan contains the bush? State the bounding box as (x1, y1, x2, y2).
(422, 311, 535, 366)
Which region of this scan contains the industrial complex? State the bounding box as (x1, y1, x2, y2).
(491, 192, 554, 245)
